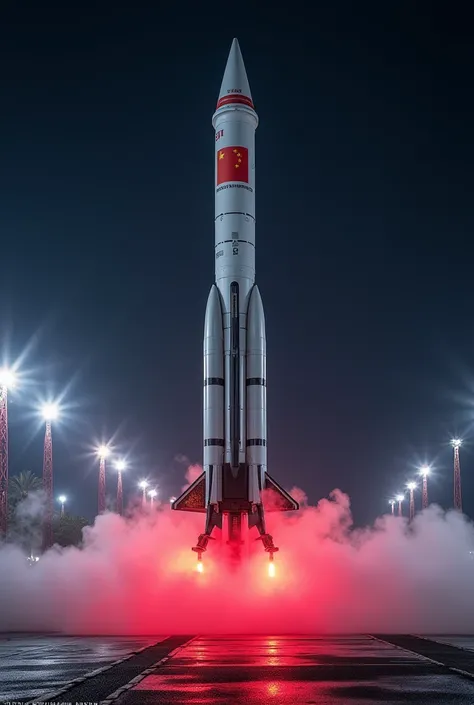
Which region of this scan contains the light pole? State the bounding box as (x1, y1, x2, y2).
(452, 438, 462, 511)
(58, 495, 66, 517)
(396, 494, 404, 517)
(97, 445, 110, 514)
(115, 459, 126, 515)
(148, 488, 157, 506)
(407, 482, 417, 522)
(41, 402, 59, 551)
(139, 480, 148, 507)
(419, 465, 430, 510)
(0, 367, 16, 537)
(389, 499, 395, 515)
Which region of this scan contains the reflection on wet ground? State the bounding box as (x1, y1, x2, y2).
(117, 634, 474, 704)
(0, 633, 163, 700)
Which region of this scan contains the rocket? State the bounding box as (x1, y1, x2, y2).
(172, 39, 299, 566)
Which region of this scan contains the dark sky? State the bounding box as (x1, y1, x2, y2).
(1, 1, 473, 524)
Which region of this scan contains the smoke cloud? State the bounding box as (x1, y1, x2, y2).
(1, 484, 474, 635)
(7, 489, 46, 556)
(181, 463, 203, 492)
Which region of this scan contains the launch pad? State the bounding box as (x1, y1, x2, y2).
(5, 633, 474, 703)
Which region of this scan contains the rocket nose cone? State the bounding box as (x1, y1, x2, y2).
(216, 38, 255, 111)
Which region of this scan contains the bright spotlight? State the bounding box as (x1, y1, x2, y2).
(407, 482, 417, 491)
(0, 367, 16, 389)
(138, 480, 148, 489)
(41, 402, 59, 421)
(58, 495, 66, 504)
(419, 465, 431, 477)
(148, 489, 157, 498)
(451, 438, 462, 449)
(115, 459, 126, 472)
(396, 494, 405, 502)
(97, 445, 110, 459)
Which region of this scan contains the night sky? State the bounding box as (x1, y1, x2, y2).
(1, 2, 473, 524)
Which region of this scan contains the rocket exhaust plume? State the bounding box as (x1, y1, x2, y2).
(1, 485, 474, 634)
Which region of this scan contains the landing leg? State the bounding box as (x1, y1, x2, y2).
(251, 504, 279, 557)
(191, 505, 222, 561)
(192, 532, 212, 558)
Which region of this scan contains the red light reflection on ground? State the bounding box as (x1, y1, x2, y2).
(134, 676, 326, 703)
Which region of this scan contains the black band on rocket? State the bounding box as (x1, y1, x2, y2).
(246, 439, 267, 446)
(204, 377, 225, 386)
(246, 377, 266, 386)
(204, 438, 225, 447)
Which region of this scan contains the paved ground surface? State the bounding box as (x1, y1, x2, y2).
(0, 633, 168, 701)
(425, 635, 474, 652)
(113, 635, 474, 705)
(4, 633, 474, 703)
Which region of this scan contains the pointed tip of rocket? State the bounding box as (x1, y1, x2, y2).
(216, 38, 255, 112)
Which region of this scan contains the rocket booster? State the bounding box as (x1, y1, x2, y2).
(172, 39, 298, 562)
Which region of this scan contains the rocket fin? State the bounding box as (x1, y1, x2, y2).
(264, 473, 300, 512)
(172, 472, 206, 513)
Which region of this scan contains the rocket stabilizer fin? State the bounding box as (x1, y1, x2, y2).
(264, 473, 300, 512)
(172, 472, 206, 513)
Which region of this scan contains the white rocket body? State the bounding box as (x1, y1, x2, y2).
(173, 39, 298, 557)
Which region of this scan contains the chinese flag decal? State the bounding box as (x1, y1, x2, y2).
(217, 146, 249, 185)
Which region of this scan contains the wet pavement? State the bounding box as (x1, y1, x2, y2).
(0, 633, 166, 700)
(3, 634, 474, 703)
(114, 635, 474, 704)
(377, 634, 474, 676)
(426, 635, 474, 652)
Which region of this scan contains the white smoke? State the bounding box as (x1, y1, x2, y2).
(0, 489, 473, 634)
